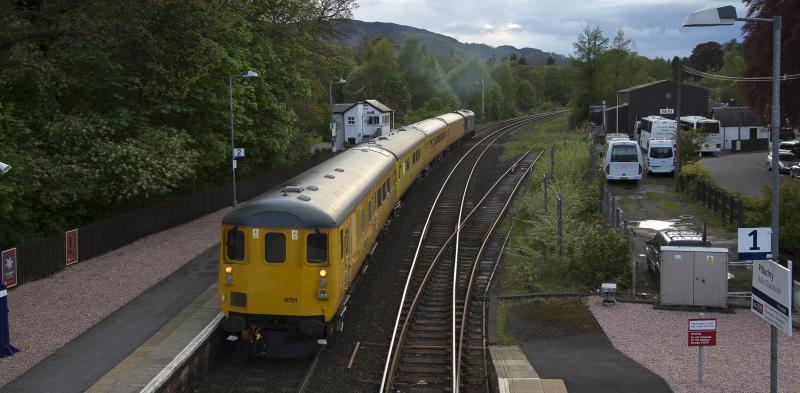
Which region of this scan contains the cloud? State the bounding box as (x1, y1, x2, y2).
(352, 0, 746, 58)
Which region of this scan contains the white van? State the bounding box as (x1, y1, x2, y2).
(635, 116, 677, 151)
(604, 139, 643, 181)
(646, 138, 676, 175)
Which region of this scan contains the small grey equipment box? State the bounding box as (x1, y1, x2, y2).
(660, 246, 729, 308)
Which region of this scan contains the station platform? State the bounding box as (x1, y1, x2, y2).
(0, 245, 219, 393)
(489, 346, 568, 393)
(87, 285, 221, 393)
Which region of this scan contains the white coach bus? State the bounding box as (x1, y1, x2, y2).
(680, 116, 722, 154)
(635, 116, 677, 151)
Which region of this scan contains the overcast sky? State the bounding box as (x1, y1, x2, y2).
(353, 0, 748, 59)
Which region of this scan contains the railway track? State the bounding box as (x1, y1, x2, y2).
(380, 112, 559, 393)
(194, 347, 322, 393)
(194, 112, 562, 393)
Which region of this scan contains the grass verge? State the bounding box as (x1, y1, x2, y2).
(501, 116, 629, 293)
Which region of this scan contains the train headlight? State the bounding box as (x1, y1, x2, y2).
(319, 269, 327, 278)
(225, 265, 233, 274)
(317, 289, 329, 300)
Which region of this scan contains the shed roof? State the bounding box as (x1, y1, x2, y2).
(333, 100, 393, 114)
(619, 80, 666, 92)
(711, 107, 764, 127)
(618, 79, 708, 94)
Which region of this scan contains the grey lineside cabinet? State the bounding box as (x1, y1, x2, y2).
(660, 246, 729, 308)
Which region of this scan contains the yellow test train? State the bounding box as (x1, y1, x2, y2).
(219, 110, 475, 356)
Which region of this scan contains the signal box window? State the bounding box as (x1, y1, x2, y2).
(226, 228, 245, 261)
(265, 233, 286, 263)
(307, 232, 328, 263)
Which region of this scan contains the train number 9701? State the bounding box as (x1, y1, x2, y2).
(283, 297, 298, 304)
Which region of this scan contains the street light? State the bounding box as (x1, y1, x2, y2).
(684, 6, 782, 393)
(228, 70, 259, 208)
(0, 162, 10, 174)
(477, 79, 485, 118)
(329, 78, 346, 152)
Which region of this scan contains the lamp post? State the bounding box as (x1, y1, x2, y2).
(684, 6, 781, 392)
(329, 79, 346, 152)
(228, 70, 259, 208)
(479, 79, 485, 119)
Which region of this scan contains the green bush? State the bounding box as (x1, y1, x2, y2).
(741, 182, 800, 257)
(678, 161, 714, 200)
(505, 116, 628, 291)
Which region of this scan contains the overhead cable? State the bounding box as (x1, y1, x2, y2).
(681, 64, 800, 82)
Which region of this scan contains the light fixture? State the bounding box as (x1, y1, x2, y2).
(683, 5, 736, 27)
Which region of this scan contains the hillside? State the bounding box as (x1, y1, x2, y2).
(334, 20, 567, 65)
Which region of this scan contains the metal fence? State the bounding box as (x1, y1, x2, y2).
(14, 153, 331, 286)
(676, 174, 744, 226)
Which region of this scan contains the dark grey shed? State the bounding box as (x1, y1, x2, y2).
(606, 80, 709, 134)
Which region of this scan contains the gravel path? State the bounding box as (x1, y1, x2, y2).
(0, 208, 229, 388)
(589, 297, 799, 393)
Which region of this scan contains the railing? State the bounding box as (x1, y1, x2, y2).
(13, 153, 331, 287)
(676, 174, 743, 226)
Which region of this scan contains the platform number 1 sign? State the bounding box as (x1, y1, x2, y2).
(737, 227, 771, 260)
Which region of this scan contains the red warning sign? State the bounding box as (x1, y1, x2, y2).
(65, 229, 78, 266)
(2, 248, 17, 288)
(688, 318, 717, 346)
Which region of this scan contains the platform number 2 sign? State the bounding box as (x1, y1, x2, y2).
(737, 227, 771, 260)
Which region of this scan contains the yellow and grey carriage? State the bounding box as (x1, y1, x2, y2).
(218, 110, 474, 356)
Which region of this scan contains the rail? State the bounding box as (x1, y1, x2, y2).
(379, 111, 562, 393)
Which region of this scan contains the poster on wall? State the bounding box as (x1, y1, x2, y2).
(66, 229, 79, 266)
(2, 248, 17, 288)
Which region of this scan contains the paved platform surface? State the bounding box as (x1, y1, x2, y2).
(490, 346, 568, 393)
(0, 245, 219, 393)
(520, 334, 670, 393)
(87, 285, 220, 393)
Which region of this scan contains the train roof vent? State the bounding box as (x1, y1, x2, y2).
(281, 186, 304, 194)
(297, 195, 311, 202)
(334, 168, 344, 172)
(378, 137, 388, 141)
(306, 185, 319, 191)
(324, 174, 335, 179)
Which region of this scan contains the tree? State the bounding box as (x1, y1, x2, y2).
(570, 26, 609, 125)
(741, 0, 800, 124)
(698, 40, 746, 105)
(688, 42, 724, 72)
(545, 56, 556, 66)
(671, 56, 682, 81)
(607, 29, 634, 96)
(447, 58, 493, 119)
(0, 0, 357, 246)
(397, 36, 458, 111)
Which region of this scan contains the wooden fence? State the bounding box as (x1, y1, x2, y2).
(13, 153, 331, 286)
(676, 174, 744, 227)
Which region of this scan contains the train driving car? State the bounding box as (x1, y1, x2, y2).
(218, 110, 474, 357)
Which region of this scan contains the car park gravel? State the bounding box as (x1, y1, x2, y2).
(0, 208, 229, 388)
(589, 297, 799, 393)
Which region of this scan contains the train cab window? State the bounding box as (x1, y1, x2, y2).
(307, 232, 327, 263)
(264, 233, 286, 263)
(226, 228, 245, 261)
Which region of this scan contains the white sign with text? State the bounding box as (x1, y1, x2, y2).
(751, 259, 792, 336)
